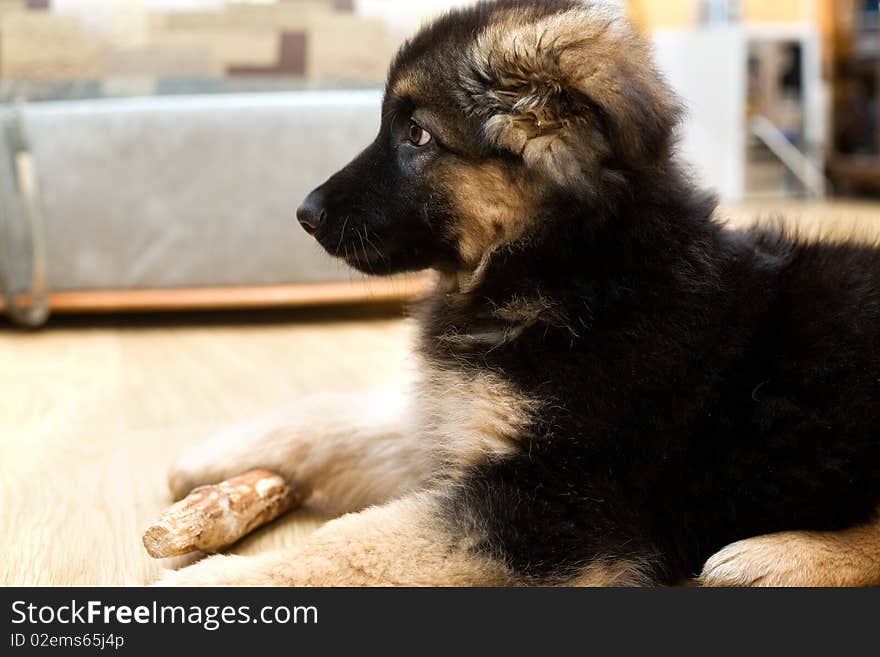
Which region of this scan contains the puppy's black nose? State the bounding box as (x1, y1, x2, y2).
(296, 190, 326, 235)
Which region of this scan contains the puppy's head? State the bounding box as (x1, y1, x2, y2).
(297, 0, 681, 275)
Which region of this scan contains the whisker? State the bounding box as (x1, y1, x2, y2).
(343, 244, 354, 283)
(352, 234, 363, 272)
(362, 228, 387, 264)
(335, 215, 350, 256)
(356, 227, 374, 275)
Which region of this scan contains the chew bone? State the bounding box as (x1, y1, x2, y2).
(143, 469, 298, 558)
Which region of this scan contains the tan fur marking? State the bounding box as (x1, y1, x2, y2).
(570, 558, 655, 587)
(464, 4, 676, 187)
(700, 512, 880, 587)
(156, 494, 514, 586)
(387, 67, 422, 102)
(417, 362, 540, 473)
(437, 160, 542, 267)
(495, 293, 576, 335)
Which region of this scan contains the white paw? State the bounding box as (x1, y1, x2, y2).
(166, 465, 197, 501)
(166, 445, 231, 500)
(699, 534, 818, 587)
(166, 459, 214, 500)
(152, 554, 280, 586)
(165, 415, 298, 500)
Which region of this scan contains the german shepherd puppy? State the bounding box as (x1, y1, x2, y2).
(161, 0, 880, 586)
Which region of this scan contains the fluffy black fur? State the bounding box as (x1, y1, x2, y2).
(299, 0, 880, 584)
(433, 180, 880, 583)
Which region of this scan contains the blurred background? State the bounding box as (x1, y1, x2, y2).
(0, 0, 878, 323)
(1, 0, 880, 585)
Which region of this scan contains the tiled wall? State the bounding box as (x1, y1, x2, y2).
(0, 0, 402, 101)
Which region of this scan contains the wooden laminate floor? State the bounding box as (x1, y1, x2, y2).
(0, 308, 414, 585)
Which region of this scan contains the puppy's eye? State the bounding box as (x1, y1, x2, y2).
(405, 120, 432, 147)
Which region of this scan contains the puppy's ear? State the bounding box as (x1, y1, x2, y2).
(461, 6, 681, 194)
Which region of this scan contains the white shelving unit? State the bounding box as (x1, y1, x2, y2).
(652, 19, 826, 202)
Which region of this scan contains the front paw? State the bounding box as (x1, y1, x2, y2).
(153, 554, 284, 586)
(699, 534, 819, 587)
(167, 449, 226, 500)
(167, 463, 200, 501)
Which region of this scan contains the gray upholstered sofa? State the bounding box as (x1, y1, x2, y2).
(0, 90, 404, 325)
